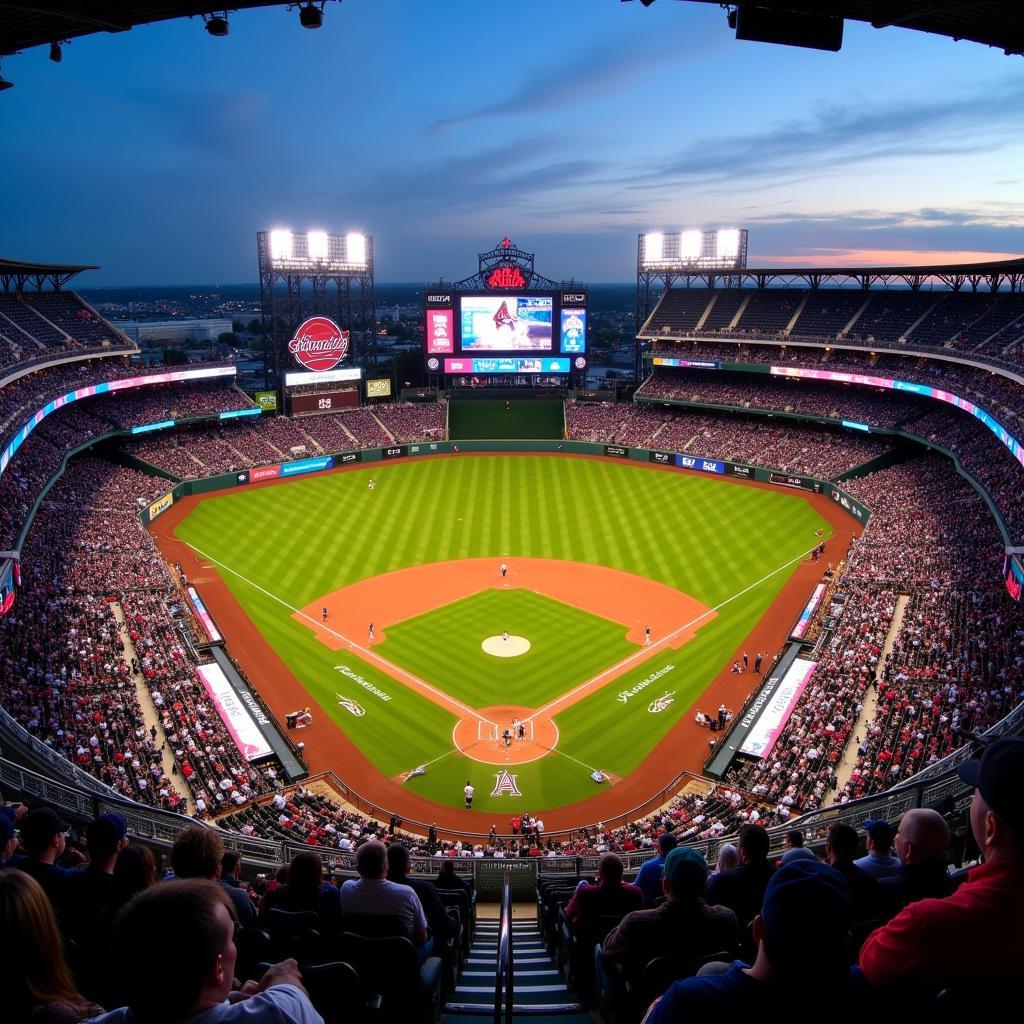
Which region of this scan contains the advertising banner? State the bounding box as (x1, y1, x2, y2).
(648, 450, 674, 464)
(770, 472, 817, 490)
(426, 309, 455, 354)
(336, 451, 361, 463)
(219, 408, 261, 420)
(790, 583, 827, 641)
(382, 446, 406, 459)
(196, 664, 273, 762)
(186, 586, 223, 644)
(251, 465, 281, 482)
(740, 657, 817, 758)
(366, 377, 393, 398)
(281, 456, 333, 477)
(725, 462, 754, 478)
(604, 445, 628, 458)
(652, 357, 720, 369)
(677, 454, 725, 474)
(148, 492, 174, 521)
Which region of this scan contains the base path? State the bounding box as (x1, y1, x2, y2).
(149, 453, 860, 832)
(297, 557, 709, 651)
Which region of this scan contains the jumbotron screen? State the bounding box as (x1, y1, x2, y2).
(425, 289, 587, 372)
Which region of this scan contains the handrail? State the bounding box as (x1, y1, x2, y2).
(493, 870, 513, 1024)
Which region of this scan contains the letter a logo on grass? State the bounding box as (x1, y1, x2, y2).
(491, 770, 521, 797)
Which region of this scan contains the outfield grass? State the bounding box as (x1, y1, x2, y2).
(173, 455, 830, 812)
(377, 589, 636, 709)
(448, 399, 564, 439)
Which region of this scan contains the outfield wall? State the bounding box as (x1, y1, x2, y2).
(137, 439, 871, 528)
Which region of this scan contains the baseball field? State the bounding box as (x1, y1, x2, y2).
(167, 455, 835, 817)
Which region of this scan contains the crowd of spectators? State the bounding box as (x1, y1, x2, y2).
(0, 292, 134, 370)
(565, 399, 892, 478)
(643, 286, 1024, 368)
(124, 402, 448, 478)
(0, 457, 284, 811)
(723, 456, 1024, 812)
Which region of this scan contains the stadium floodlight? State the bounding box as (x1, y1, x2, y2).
(205, 13, 229, 37)
(680, 230, 702, 262)
(644, 232, 663, 263)
(270, 229, 293, 262)
(346, 232, 367, 267)
(307, 230, 328, 261)
(716, 228, 741, 261)
(49, 41, 62, 63)
(0, 61, 12, 91)
(299, 3, 324, 29)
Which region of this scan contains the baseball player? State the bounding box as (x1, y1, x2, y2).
(321, 607, 328, 623)
(368, 622, 375, 643)
(645, 624, 651, 646)
(464, 780, 474, 809)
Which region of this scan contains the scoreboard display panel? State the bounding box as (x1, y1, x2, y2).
(425, 289, 587, 373)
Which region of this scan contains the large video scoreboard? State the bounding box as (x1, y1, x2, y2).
(425, 289, 588, 377)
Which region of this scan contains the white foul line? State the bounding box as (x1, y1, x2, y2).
(183, 541, 497, 726)
(524, 541, 825, 724)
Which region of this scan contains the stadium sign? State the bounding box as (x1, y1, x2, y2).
(287, 316, 350, 372)
(485, 266, 528, 289)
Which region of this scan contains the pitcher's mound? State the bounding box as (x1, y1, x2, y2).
(482, 635, 531, 657)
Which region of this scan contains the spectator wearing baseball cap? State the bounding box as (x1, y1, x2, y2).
(11, 806, 74, 913)
(644, 860, 861, 1018)
(854, 819, 902, 880)
(602, 847, 737, 984)
(65, 814, 129, 992)
(860, 738, 1024, 993)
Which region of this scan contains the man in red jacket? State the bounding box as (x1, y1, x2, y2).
(859, 737, 1024, 993)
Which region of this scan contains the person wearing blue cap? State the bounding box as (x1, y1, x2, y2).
(644, 860, 862, 1018)
(860, 737, 1024, 993)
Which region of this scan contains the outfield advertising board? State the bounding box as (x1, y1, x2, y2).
(677, 454, 725, 474)
(382, 446, 407, 460)
(604, 445, 628, 458)
(648, 450, 673, 464)
(148, 492, 175, 521)
(281, 456, 333, 477)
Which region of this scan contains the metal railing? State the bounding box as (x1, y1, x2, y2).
(494, 871, 513, 1024)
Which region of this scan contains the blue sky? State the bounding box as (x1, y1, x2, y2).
(2, 0, 1023, 284)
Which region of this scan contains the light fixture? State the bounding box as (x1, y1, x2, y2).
(49, 41, 62, 63)
(0, 61, 12, 91)
(299, 3, 324, 29)
(727, 7, 738, 30)
(307, 230, 328, 261)
(205, 13, 229, 37)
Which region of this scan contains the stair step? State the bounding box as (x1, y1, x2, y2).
(462, 969, 559, 978)
(455, 984, 570, 995)
(443, 1002, 583, 1015)
(466, 955, 551, 965)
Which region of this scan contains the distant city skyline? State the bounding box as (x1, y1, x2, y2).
(3, 1, 1023, 285)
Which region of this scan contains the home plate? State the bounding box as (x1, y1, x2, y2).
(482, 635, 531, 657)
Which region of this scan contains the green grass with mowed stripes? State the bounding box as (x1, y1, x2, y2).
(173, 455, 829, 813)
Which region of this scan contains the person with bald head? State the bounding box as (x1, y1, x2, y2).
(860, 738, 1024, 993)
(878, 808, 953, 917)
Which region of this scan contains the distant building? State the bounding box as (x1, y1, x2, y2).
(117, 318, 234, 344)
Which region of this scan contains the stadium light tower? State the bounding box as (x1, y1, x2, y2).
(270, 229, 293, 262)
(346, 233, 367, 268)
(307, 230, 328, 261)
(204, 12, 229, 37)
(298, 2, 325, 29)
(680, 229, 702, 262)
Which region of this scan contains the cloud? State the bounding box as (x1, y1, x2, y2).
(630, 78, 1024, 187)
(432, 28, 717, 132)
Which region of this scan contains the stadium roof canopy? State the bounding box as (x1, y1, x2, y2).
(644, 2, 1024, 56)
(0, 256, 99, 291)
(2, 2, 1023, 56)
(0, 3, 292, 56)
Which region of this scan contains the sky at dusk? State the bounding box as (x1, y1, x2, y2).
(2, 0, 1023, 285)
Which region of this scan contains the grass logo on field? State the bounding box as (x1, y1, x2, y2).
(490, 770, 522, 797)
(647, 690, 676, 714)
(336, 694, 366, 717)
